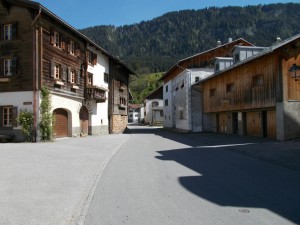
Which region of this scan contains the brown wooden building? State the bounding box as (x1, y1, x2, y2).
(198, 35, 300, 141)
(0, 0, 134, 141)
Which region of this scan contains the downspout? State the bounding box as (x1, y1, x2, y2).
(31, 7, 42, 142)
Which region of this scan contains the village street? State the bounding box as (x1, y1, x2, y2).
(84, 125, 300, 225)
(0, 125, 300, 225)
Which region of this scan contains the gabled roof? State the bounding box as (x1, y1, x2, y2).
(198, 33, 300, 83)
(4, 0, 136, 75)
(144, 85, 163, 100)
(160, 38, 253, 81)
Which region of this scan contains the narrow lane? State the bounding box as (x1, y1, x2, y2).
(84, 126, 300, 225)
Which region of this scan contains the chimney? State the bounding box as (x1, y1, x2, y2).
(217, 40, 222, 47)
(228, 37, 233, 43)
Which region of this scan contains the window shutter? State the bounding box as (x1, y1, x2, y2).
(11, 57, 17, 75)
(12, 22, 17, 39)
(62, 65, 67, 81)
(76, 70, 80, 84)
(0, 106, 3, 127)
(92, 53, 97, 65)
(0, 24, 3, 41)
(50, 28, 54, 45)
(67, 37, 70, 53)
(0, 59, 3, 75)
(68, 67, 72, 82)
(12, 106, 18, 127)
(50, 61, 54, 77)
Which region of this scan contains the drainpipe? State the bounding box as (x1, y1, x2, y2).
(31, 7, 42, 142)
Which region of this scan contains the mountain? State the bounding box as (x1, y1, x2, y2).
(80, 3, 300, 74)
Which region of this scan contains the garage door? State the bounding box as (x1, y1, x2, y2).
(53, 108, 68, 138)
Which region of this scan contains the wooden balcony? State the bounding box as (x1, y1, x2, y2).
(85, 86, 107, 103)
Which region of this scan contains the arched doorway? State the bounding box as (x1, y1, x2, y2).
(79, 106, 89, 135)
(53, 108, 68, 138)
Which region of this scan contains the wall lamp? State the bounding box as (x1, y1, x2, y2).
(289, 63, 300, 79)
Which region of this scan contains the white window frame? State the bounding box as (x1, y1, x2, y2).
(3, 58, 12, 76)
(71, 70, 75, 83)
(3, 106, 12, 127)
(54, 64, 60, 79)
(4, 24, 12, 40)
(70, 40, 75, 55)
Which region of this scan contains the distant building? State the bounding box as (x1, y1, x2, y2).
(144, 86, 164, 125)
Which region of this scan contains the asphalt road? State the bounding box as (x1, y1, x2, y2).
(83, 126, 300, 225)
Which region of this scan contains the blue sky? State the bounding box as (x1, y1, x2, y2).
(35, 0, 300, 29)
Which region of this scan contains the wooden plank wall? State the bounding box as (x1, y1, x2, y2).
(203, 54, 278, 113)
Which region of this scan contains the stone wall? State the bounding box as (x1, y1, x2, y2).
(111, 115, 128, 134)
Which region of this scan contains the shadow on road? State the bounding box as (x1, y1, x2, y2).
(156, 146, 300, 224)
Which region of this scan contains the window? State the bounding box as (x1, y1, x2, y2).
(54, 31, 61, 48)
(87, 73, 93, 86)
(253, 75, 264, 86)
(3, 24, 12, 40)
(209, 88, 216, 97)
(226, 83, 235, 93)
(120, 97, 126, 105)
(179, 110, 184, 120)
(3, 59, 12, 76)
(69, 40, 75, 55)
(70, 70, 75, 83)
(195, 77, 200, 82)
(165, 85, 168, 93)
(165, 99, 168, 106)
(104, 73, 109, 83)
(215, 63, 220, 72)
(181, 80, 184, 88)
(234, 54, 240, 62)
(54, 64, 61, 79)
(87, 51, 92, 64)
(2, 106, 12, 127)
(152, 101, 159, 107)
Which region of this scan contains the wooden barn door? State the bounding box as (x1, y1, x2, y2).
(80, 106, 89, 135)
(246, 111, 262, 137)
(53, 108, 68, 138)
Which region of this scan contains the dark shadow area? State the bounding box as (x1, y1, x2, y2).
(156, 147, 300, 224)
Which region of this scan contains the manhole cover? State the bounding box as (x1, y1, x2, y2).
(239, 209, 250, 213)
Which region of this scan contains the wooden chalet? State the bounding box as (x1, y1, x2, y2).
(198, 34, 300, 141)
(0, 0, 134, 141)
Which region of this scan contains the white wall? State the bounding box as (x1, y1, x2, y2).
(163, 80, 173, 128)
(145, 99, 164, 124)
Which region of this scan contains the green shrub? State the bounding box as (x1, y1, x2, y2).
(39, 86, 54, 141)
(17, 109, 34, 142)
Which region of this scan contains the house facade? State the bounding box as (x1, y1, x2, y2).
(144, 86, 164, 125)
(0, 0, 133, 141)
(199, 35, 300, 141)
(160, 38, 253, 132)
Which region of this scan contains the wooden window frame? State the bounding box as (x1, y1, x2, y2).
(87, 73, 93, 86)
(54, 64, 61, 79)
(2, 106, 12, 127)
(69, 40, 75, 55)
(252, 74, 264, 87)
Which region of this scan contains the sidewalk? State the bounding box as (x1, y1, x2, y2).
(0, 134, 130, 225)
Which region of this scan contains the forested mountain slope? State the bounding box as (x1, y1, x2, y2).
(80, 3, 300, 74)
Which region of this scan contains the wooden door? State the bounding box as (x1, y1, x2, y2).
(246, 111, 262, 137)
(53, 108, 68, 138)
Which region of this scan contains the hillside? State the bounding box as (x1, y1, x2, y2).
(80, 3, 300, 74)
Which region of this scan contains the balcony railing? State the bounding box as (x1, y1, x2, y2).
(85, 86, 107, 103)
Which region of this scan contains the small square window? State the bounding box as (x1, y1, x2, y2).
(209, 88, 216, 97)
(253, 75, 264, 86)
(226, 83, 234, 93)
